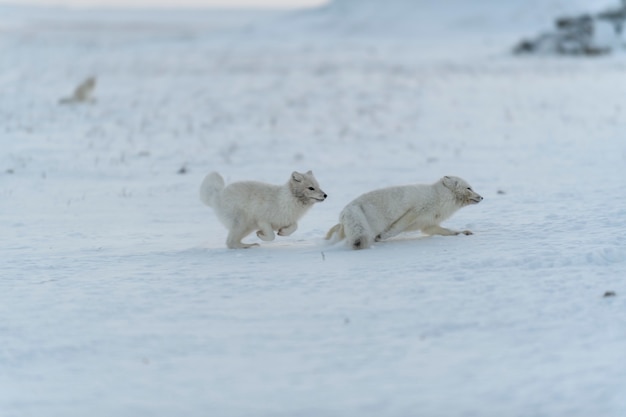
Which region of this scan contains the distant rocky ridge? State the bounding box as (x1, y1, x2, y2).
(514, 2, 626, 56)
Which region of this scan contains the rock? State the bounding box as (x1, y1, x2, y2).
(514, 4, 625, 56)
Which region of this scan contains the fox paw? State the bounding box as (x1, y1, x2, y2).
(256, 230, 275, 241)
(277, 224, 297, 236)
(228, 242, 259, 249)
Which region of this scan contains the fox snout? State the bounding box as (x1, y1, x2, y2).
(470, 193, 483, 204)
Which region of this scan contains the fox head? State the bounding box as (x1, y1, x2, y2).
(442, 175, 483, 206)
(290, 170, 327, 205)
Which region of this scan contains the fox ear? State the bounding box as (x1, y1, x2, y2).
(306, 170, 313, 175)
(442, 176, 456, 188)
(292, 172, 303, 182)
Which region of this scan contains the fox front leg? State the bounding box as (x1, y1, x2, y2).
(376, 210, 416, 241)
(422, 225, 472, 236)
(278, 223, 297, 236)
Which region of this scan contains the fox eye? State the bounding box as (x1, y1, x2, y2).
(467, 187, 472, 191)
(308, 187, 315, 191)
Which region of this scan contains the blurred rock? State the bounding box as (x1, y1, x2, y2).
(514, 4, 626, 56)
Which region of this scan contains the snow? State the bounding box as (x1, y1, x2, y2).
(2, 1, 626, 416)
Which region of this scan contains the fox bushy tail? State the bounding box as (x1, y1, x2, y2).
(325, 223, 345, 241)
(199, 172, 225, 207)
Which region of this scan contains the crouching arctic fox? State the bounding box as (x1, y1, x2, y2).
(326, 176, 483, 250)
(200, 171, 327, 249)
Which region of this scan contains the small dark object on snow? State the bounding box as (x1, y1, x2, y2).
(497, 190, 506, 195)
(514, 40, 536, 53)
(603, 291, 617, 297)
(178, 166, 188, 175)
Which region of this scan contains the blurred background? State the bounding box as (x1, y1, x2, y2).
(0, 0, 329, 7)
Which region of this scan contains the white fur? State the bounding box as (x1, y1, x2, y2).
(326, 176, 483, 250)
(200, 171, 327, 249)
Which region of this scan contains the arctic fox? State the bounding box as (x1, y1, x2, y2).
(200, 171, 327, 249)
(326, 176, 482, 250)
(59, 76, 97, 104)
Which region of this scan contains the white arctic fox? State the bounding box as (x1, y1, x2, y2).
(59, 76, 97, 104)
(200, 171, 327, 249)
(326, 176, 482, 250)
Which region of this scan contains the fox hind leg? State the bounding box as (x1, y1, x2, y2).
(351, 236, 371, 250)
(226, 221, 258, 249)
(342, 205, 373, 250)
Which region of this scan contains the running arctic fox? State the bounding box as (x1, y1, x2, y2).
(326, 176, 482, 250)
(200, 171, 327, 249)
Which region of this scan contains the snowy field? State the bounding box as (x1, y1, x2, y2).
(2, 1, 626, 416)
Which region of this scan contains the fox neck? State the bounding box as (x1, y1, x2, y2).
(435, 180, 465, 210)
(287, 182, 314, 207)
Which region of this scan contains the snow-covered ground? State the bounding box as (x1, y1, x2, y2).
(2, 1, 626, 416)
